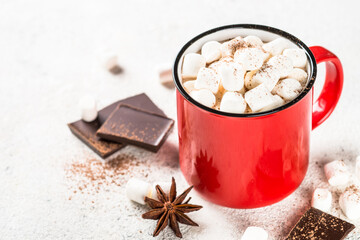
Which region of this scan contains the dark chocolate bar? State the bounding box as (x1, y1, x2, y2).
(96, 104, 174, 152)
(68, 93, 166, 158)
(285, 207, 355, 240)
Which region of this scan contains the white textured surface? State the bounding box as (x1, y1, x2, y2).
(1, 0, 360, 239)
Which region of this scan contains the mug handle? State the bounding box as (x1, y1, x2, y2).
(309, 46, 344, 130)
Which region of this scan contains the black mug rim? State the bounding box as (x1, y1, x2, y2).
(172, 24, 317, 118)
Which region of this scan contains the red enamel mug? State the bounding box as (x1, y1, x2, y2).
(173, 24, 343, 208)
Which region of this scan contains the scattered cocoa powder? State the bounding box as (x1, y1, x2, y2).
(65, 153, 140, 198)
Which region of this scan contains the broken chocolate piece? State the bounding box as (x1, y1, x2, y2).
(96, 105, 174, 152)
(285, 207, 355, 240)
(68, 93, 166, 158)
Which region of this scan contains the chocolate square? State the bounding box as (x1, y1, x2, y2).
(285, 207, 355, 240)
(96, 105, 174, 152)
(68, 93, 166, 158)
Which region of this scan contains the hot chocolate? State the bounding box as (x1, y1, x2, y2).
(181, 35, 308, 113)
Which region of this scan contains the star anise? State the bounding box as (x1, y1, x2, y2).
(142, 177, 202, 238)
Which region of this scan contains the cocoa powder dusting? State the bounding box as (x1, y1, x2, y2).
(65, 153, 140, 198)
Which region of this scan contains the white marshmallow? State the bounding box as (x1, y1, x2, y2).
(234, 48, 268, 71)
(218, 62, 245, 91)
(194, 67, 220, 94)
(79, 95, 97, 122)
(250, 66, 281, 91)
(126, 178, 151, 205)
(244, 35, 263, 47)
(244, 70, 258, 90)
(311, 188, 332, 213)
(283, 48, 307, 68)
(148, 181, 172, 199)
(190, 89, 216, 108)
(339, 187, 360, 220)
(272, 78, 302, 101)
(324, 160, 350, 186)
(261, 95, 285, 111)
(201, 41, 222, 64)
(220, 92, 247, 113)
(262, 37, 292, 56)
(241, 226, 268, 240)
(183, 80, 196, 92)
(287, 68, 308, 85)
(182, 53, 206, 79)
(356, 156, 360, 181)
(268, 55, 293, 78)
(220, 37, 245, 57)
(244, 84, 275, 112)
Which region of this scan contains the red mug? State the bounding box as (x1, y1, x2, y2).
(173, 24, 343, 208)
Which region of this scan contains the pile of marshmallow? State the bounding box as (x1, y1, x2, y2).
(182, 35, 308, 113)
(312, 156, 360, 220)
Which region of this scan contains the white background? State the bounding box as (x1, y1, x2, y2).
(0, 0, 359, 239)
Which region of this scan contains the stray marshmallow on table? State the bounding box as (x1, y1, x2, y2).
(126, 178, 171, 205)
(324, 160, 350, 187)
(311, 188, 332, 213)
(79, 95, 97, 122)
(182, 53, 206, 79)
(241, 226, 268, 240)
(244, 84, 275, 112)
(220, 91, 247, 113)
(339, 186, 360, 220)
(157, 64, 174, 88)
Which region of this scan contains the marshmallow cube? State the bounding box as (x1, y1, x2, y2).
(287, 68, 308, 85)
(220, 92, 247, 113)
(126, 178, 151, 205)
(241, 226, 268, 240)
(194, 67, 220, 94)
(261, 95, 285, 111)
(79, 95, 98, 122)
(218, 62, 245, 91)
(268, 55, 293, 78)
(273, 78, 302, 101)
(311, 188, 332, 213)
(220, 37, 244, 57)
(244, 35, 263, 47)
(183, 80, 196, 92)
(106, 56, 123, 74)
(262, 37, 292, 56)
(201, 41, 222, 64)
(339, 187, 360, 220)
(244, 84, 275, 112)
(182, 53, 206, 79)
(234, 48, 267, 71)
(324, 160, 350, 186)
(250, 66, 280, 91)
(283, 48, 307, 68)
(190, 89, 216, 108)
(356, 156, 360, 180)
(157, 66, 174, 88)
